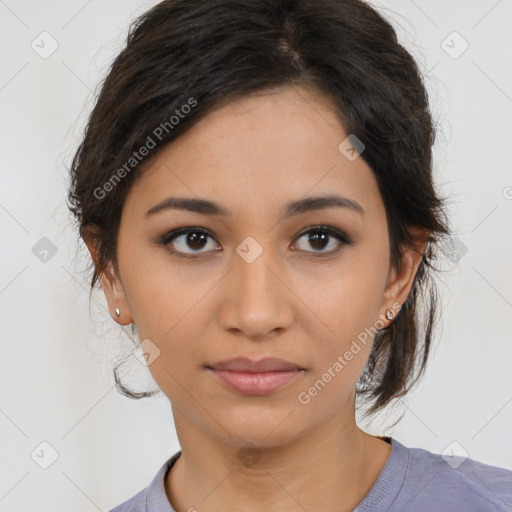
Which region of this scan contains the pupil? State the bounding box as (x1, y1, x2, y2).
(188, 232, 206, 250)
(309, 232, 328, 250)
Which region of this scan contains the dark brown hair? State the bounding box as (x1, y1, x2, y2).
(67, 0, 451, 418)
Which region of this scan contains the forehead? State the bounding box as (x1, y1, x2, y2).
(124, 85, 384, 224)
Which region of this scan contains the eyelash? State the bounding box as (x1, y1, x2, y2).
(159, 225, 354, 259)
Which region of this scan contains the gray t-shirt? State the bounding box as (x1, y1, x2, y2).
(109, 437, 512, 511)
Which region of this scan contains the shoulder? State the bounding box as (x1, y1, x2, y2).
(107, 450, 181, 512)
(108, 488, 147, 512)
(393, 441, 512, 511)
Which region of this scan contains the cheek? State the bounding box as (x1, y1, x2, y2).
(118, 255, 211, 395)
(296, 280, 379, 412)
(140, 320, 205, 409)
(121, 246, 209, 340)
(305, 264, 385, 347)
(297, 255, 387, 385)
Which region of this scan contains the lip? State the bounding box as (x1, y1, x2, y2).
(206, 357, 305, 396)
(208, 356, 304, 373)
(208, 368, 304, 396)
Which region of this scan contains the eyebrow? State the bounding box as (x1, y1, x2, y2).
(145, 194, 365, 219)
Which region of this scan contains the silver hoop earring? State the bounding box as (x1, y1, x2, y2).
(115, 307, 120, 317)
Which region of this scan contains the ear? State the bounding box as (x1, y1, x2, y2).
(379, 228, 429, 326)
(83, 232, 134, 325)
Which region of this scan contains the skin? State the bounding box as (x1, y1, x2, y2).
(86, 84, 427, 511)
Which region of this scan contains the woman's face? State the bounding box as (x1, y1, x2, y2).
(97, 85, 419, 447)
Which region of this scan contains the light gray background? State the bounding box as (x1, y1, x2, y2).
(1, 0, 511, 510)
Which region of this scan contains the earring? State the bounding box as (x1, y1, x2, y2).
(385, 309, 394, 320)
(115, 307, 120, 317)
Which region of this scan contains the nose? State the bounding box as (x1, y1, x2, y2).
(218, 245, 294, 340)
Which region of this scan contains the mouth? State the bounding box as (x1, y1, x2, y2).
(205, 357, 306, 396)
(207, 368, 305, 396)
(207, 356, 305, 372)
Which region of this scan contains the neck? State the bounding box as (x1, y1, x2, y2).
(165, 400, 391, 512)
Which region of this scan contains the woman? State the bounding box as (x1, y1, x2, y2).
(67, 0, 512, 510)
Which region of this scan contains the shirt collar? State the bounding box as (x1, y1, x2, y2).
(146, 450, 182, 511)
(353, 437, 409, 511)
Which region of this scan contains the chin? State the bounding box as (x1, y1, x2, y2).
(209, 404, 304, 448)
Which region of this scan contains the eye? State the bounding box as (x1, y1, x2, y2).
(160, 227, 219, 257)
(159, 225, 354, 259)
(292, 225, 353, 257)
